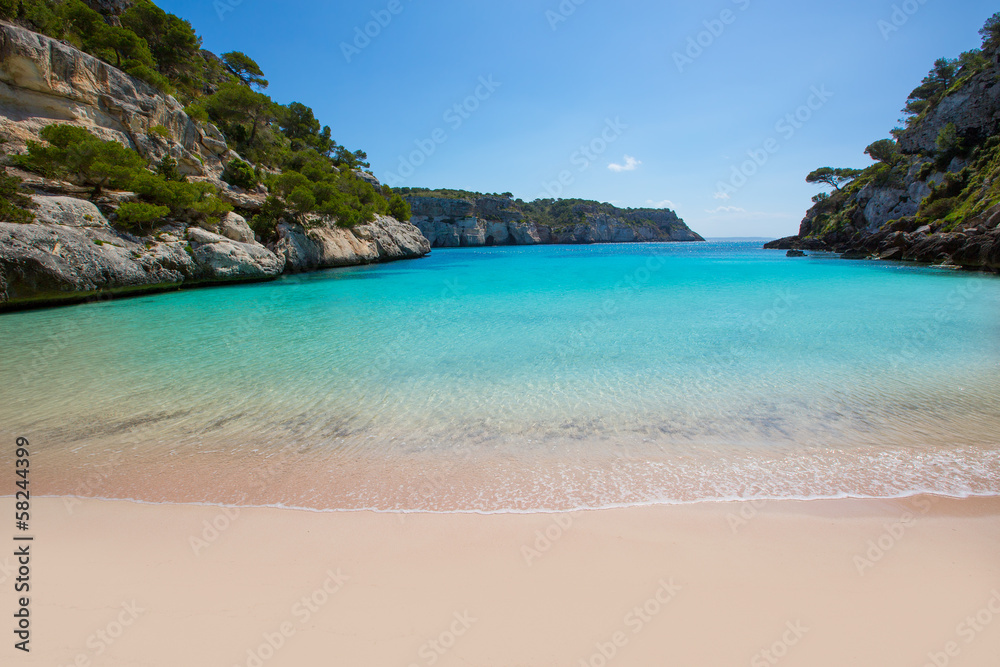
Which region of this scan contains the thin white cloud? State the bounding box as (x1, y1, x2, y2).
(646, 199, 675, 208)
(713, 191, 731, 201)
(705, 206, 747, 214)
(607, 155, 641, 172)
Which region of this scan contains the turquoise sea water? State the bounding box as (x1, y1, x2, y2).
(1, 241, 999, 511)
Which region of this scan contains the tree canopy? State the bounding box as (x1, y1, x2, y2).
(864, 139, 899, 164)
(980, 12, 1000, 53)
(20, 125, 231, 225)
(22, 124, 147, 197)
(805, 167, 863, 191)
(221, 51, 268, 89)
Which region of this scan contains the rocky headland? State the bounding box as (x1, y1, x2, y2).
(0, 2, 698, 313)
(0, 18, 429, 311)
(405, 193, 703, 247)
(765, 24, 1000, 273)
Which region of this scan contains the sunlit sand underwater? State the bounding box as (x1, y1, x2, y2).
(2, 241, 999, 511)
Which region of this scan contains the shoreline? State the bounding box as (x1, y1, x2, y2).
(0, 236, 709, 315)
(19, 489, 1000, 515)
(7, 495, 1000, 666)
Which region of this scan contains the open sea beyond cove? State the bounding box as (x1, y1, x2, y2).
(1, 241, 999, 512)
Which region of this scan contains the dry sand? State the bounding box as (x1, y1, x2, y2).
(3, 496, 999, 666)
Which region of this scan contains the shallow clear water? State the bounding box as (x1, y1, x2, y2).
(1, 241, 999, 511)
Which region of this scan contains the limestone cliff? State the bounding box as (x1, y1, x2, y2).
(766, 34, 1000, 272)
(406, 194, 703, 247)
(0, 21, 430, 310)
(0, 21, 232, 181)
(0, 196, 283, 309)
(274, 215, 430, 273)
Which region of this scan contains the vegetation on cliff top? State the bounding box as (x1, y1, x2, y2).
(396, 187, 684, 231)
(1, 0, 410, 237)
(800, 13, 1000, 238)
(17, 124, 232, 231)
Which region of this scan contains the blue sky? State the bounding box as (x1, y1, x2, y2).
(158, 0, 998, 238)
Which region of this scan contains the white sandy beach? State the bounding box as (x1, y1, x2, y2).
(2, 496, 998, 666)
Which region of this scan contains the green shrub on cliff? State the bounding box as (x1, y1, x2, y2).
(865, 139, 899, 165)
(0, 167, 35, 224)
(21, 124, 147, 197)
(129, 171, 230, 222)
(287, 186, 315, 221)
(0, 0, 18, 20)
(21, 124, 230, 226)
(155, 155, 184, 182)
(249, 195, 285, 242)
(183, 102, 210, 124)
(262, 163, 390, 228)
(115, 201, 169, 231)
(221, 158, 258, 190)
(935, 123, 965, 162)
(388, 194, 411, 221)
(203, 82, 283, 165)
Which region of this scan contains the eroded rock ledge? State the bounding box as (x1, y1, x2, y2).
(764, 213, 1000, 272)
(0, 195, 430, 311)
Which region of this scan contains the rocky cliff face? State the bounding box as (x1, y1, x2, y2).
(0, 22, 431, 310)
(274, 215, 430, 273)
(0, 193, 431, 310)
(766, 56, 1000, 273)
(897, 65, 1000, 156)
(0, 196, 283, 309)
(0, 21, 232, 180)
(407, 195, 703, 247)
